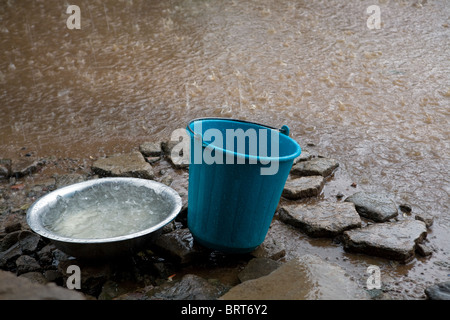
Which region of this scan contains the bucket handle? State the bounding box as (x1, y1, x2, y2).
(279, 125, 290, 136)
(187, 117, 291, 138)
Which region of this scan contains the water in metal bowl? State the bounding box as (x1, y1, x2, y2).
(26, 178, 182, 259)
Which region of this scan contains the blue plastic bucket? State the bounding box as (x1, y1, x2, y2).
(186, 118, 301, 253)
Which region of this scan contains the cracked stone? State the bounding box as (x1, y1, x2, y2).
(282, 176, 325, 199)
(279, 201, 361, 237)
(92, 151, 154, 179)
(343, 220, 427, 262)
(290, 157, 339, 177)
(345, 191, 398, 222)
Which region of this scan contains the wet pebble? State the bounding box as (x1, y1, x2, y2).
(15, 255, 41, 275)
(10, 157, 44, 178)
(151, 228, 209, 265)
(414, 211, 434, 228)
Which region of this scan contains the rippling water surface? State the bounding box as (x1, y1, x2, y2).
(1, 0, 449, 298)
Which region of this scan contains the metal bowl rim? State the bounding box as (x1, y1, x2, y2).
(26, 177, 182, 244)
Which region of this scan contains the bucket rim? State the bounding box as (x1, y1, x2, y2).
(186, 117, 301, 162)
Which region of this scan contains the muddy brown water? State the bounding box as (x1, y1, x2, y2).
(0, 0, 449, 299)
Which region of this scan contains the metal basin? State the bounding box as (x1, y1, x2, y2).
(26, 177, 182, 259)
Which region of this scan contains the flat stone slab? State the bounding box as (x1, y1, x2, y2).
(0, 270, 85, 300)
(10, 157, 44, 178)
(139, 141, 162, 157)
(345, 192, 398, 222)
(16, 255, 41, 275)
(238, 258, 282, 283)
(221, 254, 368, 300)
(343, 220, 427, 262)
(250, 230, 286, 261)
(293, 150, 312, 163)
(279, 202, 361, 237)
(92, 151, 154, 179)
(282, 176, 325, 200)
(117, 274, 226, 300)
(290, 157, 339, 177)
(151, 274, 226, 300)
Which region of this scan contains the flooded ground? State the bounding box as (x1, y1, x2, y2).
(1, 0, 449, 299)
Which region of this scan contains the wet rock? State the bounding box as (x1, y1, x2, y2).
(16, 255, 41, 275)
(37, 244, 56, 266)
(92, 151, 154, 179)
(399, 204, 412, 213)
(43, 269, 63, 284)
(161, 140, 179, 156)
(415, 211, 434, 228)
(345, 191, 398, 222)
(251, 231, 285, 261)
(149, 274, 226, 300)
(162, 140, 189, 169)
(416, 243, 433, 257)
(115, 274, 226, 300)
(11, 157, 44, 178)
(151, 261, 176, 279)
(139, 141, 162, 157)
(425, 282, 450, 300)
(291, 157, 339, 177)
(114, 285, 156, 300)
(0, 269, 85, 300)
(0, 230, 20, 251)
(293, 150, 312, 163)
(151, 228, 208, 265)
(0, 242, 22, 269)
(19, 271, 48, 285)
(221, 254, 368, 300)
(145, 156, 161, 164)
(98, 280, 140, 300)
(343, 220, 427, 262)
(0, 230, 42, 265)
(18, 230, 42, 254)
(161, 220, 177, 234)
(58, 260, 111, 297)
(279, 202, 361, 237)
(0, 159, 11, 178)
(282, 176, 325, 200)
(160, 174, 173, 186)
(51, 248, 72, 266)
(238, 258, 281, 283)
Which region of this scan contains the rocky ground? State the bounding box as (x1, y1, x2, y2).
(0, 141, 448, 300)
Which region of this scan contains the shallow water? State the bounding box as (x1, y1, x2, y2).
(43, 182, 170, 239)
(1, 0, 449, 299)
